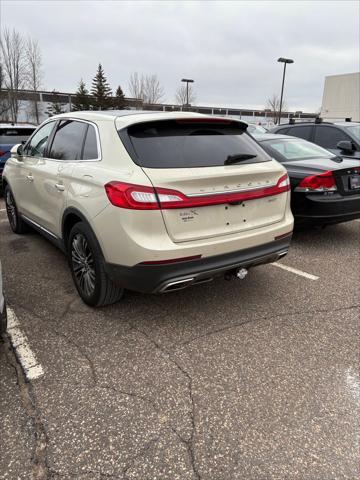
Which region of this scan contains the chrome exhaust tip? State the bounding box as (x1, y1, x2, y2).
(160, 278, 195, 293)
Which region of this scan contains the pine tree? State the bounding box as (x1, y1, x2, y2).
(90, 63, 112, 110)
(72, 79, 91, 111)
(45, 91, 65, 117)
(112, 85, 126, 110)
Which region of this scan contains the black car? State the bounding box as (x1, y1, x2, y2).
(271, 121, 360, 160)
(255, 134, 360, 226)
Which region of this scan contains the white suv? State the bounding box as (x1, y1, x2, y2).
(3, 111, 293, 307)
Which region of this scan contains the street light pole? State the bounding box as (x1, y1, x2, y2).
(277, 57, 294, 125)
(181, 78, 194, 107)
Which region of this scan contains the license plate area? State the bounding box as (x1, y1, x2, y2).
(349, 175, 360, 190)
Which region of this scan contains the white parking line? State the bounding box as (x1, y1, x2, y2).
(272, 262, 319, 281)
(0, 208, 6, 212)
(6, 308, 44, 380)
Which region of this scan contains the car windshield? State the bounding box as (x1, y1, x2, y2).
(262, 138, 335, 161)
(345, 125, 360, 142)
(121, 119, 270, 168)
(0, 127, 35, 145)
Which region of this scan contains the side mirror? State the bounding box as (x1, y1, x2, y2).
(337, 140, 354, 153)
(10, 143, 23, 157)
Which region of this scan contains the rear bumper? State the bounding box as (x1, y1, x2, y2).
(292, 192, 360, 225)
(104, 235, 292, 293)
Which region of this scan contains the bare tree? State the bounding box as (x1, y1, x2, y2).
(25, 36, 43, 124)
(128, 72, 165, 104)
(0, 62, 11, 120)
(266, 94, 287, 125)
(143, 74, 164, 104)
(128, 72, 145, 101)
(0, 28, 27, 122)
(175, 84, 196, 106)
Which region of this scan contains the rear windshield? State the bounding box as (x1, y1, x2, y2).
(0, 128, 35, 144)
(261, 138, 335, 162)
(119, 120, 271, 168)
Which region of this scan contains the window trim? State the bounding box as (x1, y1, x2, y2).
(23, 118, 102, 162)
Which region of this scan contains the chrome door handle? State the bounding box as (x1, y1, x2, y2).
(26, 174, 34, 182)
(55, 183, 65, 191)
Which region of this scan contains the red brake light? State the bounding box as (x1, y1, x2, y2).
(105, 174, 290, 210)
(0, 150, 6, 157)
(297, 170, 337, 192)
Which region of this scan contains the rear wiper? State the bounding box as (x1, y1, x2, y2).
(224, 154, 257, 165)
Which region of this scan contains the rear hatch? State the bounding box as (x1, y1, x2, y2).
(119, 118, 289, 243)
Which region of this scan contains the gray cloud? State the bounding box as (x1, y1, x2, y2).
(2, 0, 359, 111)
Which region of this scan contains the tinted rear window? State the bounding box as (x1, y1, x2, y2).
(83, 124, 99, 160)
(288, 125, 313, 140)
(120, 120, 271, 168)
(49, 120, 87, 160)
(0, 128, 35, 144)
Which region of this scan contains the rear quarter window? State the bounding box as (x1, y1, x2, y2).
(119, 120, 271, 168)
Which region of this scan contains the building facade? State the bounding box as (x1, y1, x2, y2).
(321, 72, 360, 122)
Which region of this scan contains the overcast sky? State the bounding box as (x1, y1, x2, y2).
(1, 0, 359, 112)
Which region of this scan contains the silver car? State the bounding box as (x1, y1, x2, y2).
(0, 261, 6, 334)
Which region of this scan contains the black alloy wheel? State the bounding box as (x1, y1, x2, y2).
(68, 222, 124, 307)
(4, 186, 28, 234)
(71, 233, 96, 298)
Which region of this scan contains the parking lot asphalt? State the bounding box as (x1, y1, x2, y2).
(0, 197, 359, 480)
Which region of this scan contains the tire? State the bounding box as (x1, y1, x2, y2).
(0, 303, 7, 337)
(4, 186, 29, 234)
(68, 221, 124, 307)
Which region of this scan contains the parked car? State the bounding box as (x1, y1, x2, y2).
(0, 261, 6, 335)
(271, 120, 360, 160)
(256, 133, 360, 226)
(3, 111, 293, 307)
(0, 124, 36, 193)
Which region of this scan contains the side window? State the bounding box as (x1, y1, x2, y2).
(82, 124, 99, 160)
(314, 126, 350, 149)
(49, 120, 87, 160)
(288, 125, 313, 141)
(24, 122, 55, 157)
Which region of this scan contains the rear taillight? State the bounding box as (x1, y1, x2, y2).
(296, 170, 337, 192)
(0, 150, 5, 157)
(105, 182, 184, 210)
(105, 174, 290, 210)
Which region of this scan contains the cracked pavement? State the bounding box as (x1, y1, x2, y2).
(0, 197, 359, 479)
